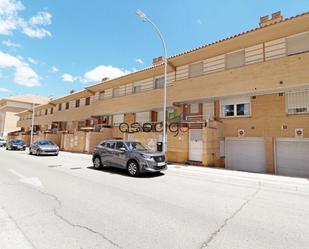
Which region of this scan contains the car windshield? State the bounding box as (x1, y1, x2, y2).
(0, 138, 4, 141)
(38, 140, 55, 146)
(13, 140, 24, 144)
(125, 142, 148, 151)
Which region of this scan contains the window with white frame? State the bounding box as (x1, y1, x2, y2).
(287, 32, 309, 56)
(113, 114, 124, 126)
(287, 90, 309, 114)
(189, 62, 204, 78)
(221, 97, 251, 117)
(154, 77, 164, 89)
(226, 50, 245, 69)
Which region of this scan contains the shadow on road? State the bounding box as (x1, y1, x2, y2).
(87, 166, 165, 178)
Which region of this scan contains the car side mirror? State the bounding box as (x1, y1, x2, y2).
(120, 147, 126, 152)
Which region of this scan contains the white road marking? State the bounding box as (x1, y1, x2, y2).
(9, 169, 43, 188)
(9, 169, 25, 179)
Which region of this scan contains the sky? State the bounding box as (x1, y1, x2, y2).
(0, 0, 308, 99)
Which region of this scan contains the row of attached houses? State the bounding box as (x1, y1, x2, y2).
(14, 11, 309, 178)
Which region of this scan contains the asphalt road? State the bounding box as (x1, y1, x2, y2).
(0, 148, 309, 249)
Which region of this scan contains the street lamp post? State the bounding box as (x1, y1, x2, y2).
(30, 102, 35, 146)
(136, 9, 168, 154)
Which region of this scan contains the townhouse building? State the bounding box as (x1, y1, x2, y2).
(0, 94, 49, 137)
(16, 11, 309, 177)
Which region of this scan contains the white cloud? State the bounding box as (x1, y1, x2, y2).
(84, 65, 129, 83)
(49, 66, 58, 73)
(29, 11, 51, 26)
(2, 39, 21, 48)
(62, 73, 75, 82)
(21, 24, 51, 38)
(27, 57, 38, 64)
(62, 65, 130, 84)
(135, 58, 144, 65)
(0, 50, 40, 86)
(0, 0, 52, 38)
(0, 87, 9, 92)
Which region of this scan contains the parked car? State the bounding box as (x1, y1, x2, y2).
(29, 140, 59, 156)
(0, 137, 6, 147)
(92, 140, 167, 176)
(6, 139, 26, 150)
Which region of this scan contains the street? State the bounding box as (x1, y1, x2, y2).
(0, 148, 309, 249)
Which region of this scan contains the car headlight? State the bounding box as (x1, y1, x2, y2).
(141, 154, 154, 161)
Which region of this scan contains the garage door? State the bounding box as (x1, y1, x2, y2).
(275, 138, 309, 178)
(225, 137, 266, 173)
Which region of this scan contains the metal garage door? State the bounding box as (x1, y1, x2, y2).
(225, 137, 266, 173)
(275, 138, 309, 178)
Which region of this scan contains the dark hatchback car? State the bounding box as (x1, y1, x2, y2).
(6, 139, 26, 150)
(92, 140, 167, 176)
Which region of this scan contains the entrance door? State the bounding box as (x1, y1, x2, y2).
(189, 129, 203, 162)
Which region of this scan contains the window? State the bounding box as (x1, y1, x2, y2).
(154, 77, 164, 89)
(58, 104, 62, 111)
(99, 91, 105, 100)
(65, 102, 69, 110)
(105, 141, 115, 149)
(190, 103, 199, 113)
(226, 50, 245, 69)
(287, 32, 309, 56)
(113, 87, 120, 97)
(224, 105, 234, 116)
(113, 114, 124, 126)
(115, 142, 126, 150)
(85, 97, 91, 106)
(45, 109, 48, 115)
(221, 97, 251, 117)
(50, 108, 54, 114)
(133, 85, 141, 93)
(135, 112, 150, 124)
(75, 99, 80, 108)
(287, 91, 309, 114)
(189, 62, 204, 78)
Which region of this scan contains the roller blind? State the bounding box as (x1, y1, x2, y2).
(287, 91, 309, 114)
(189, 62, 204, 77)
(135, 112, 150, 123)
(226, 50, 245, 69)
(287, 32, 309, 56)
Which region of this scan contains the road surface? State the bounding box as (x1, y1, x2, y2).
(0, 148, 309, 249)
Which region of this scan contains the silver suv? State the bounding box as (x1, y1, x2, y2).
(92, 140, 167, 176)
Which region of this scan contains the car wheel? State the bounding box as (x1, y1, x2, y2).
(36, 149, 41, 156)
(93, 156, 102, 169)
(127, 160, 140, 177)
(29, 148, 32, 155)
(6, 147, 8, 150)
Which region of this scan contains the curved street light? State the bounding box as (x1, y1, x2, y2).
(136, 9, 168, 154)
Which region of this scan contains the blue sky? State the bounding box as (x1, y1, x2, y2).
(0, 0, 308, 99)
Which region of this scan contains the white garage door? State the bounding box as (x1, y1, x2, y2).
(275, 138, 309, 178)
(225, 137, 266, 173)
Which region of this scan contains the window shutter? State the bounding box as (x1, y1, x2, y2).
(287, 32, 309, 56)
(135, 112, 150, 123)
(189, 62, 204, 77)
(287, 91, 309, 114)
(226, 50, 245, 69)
